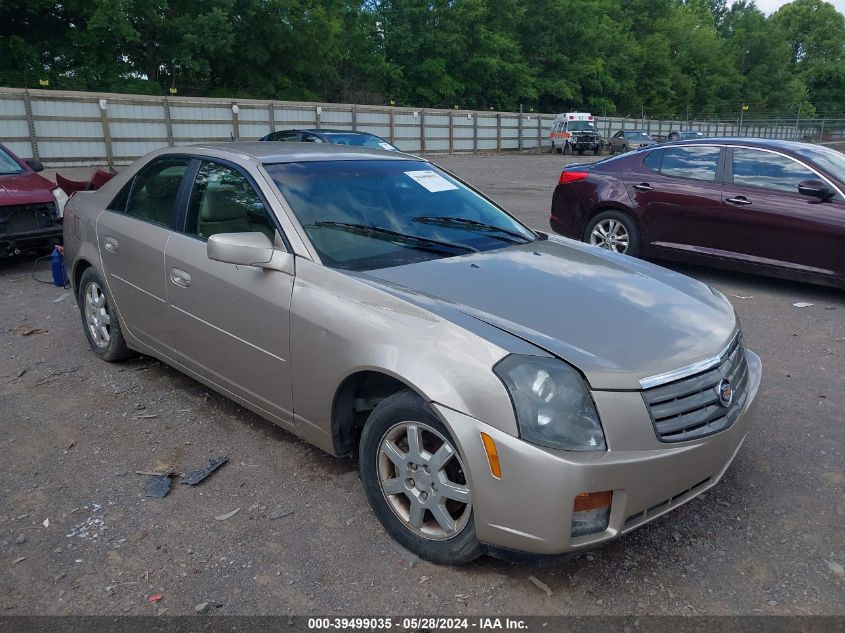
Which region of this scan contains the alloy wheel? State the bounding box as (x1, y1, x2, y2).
(590, 219, 630, 253)
(84, 282, 111, 348)
(376, 421, 471, 541)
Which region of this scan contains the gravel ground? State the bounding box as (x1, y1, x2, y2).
(1, 153, 843, 616)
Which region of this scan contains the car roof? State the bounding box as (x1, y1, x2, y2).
(183, 141, 417, 164)
(661, 137, 819, 152)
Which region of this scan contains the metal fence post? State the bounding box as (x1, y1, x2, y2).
(315, 105, 322, 129)
(231, 103, 240, 141)
(496, 113, 501, 152)
(420, 110, 426, 153)
(518, 112, 523, 151)
(22, 89, 39, 160)
(98, 98, 114, 169)
(352, 104, 358, 131)
(473, 111, 478, 153)
(163, 96, 174, 146)
(449, 110, 454, 154)
(268, 103, 275, 134)
(537, 115, 542, 149)
(389, 108, 395, 145)
(819, 118, 826, 143)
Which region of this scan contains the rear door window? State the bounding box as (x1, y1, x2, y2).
(659, 147, 720, 182)
(731, 149, 816, 193)
(121, 157, 190, 226)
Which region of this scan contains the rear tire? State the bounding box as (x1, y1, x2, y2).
(584, 210, 642, 257)
(359, 390, 482, 565)
(78, 267, 131, 362)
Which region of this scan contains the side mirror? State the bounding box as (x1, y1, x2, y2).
(26, 159, 44, 172)
(207, 232, 275, 267)
(798, 179, 834, 201)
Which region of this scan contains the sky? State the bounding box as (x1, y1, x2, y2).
(751, 0, 845, 14)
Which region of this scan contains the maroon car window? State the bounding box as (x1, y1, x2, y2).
(732, 149, 816, 193)
(643, 149, 662, 172)
(659, 147, 720, 182)
(0, 146, 24, 174)
(123, 157, 190, 227)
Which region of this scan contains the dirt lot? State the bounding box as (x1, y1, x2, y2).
(1, 153, 843, 616)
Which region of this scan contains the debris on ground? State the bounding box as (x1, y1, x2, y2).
(145, 474, 173, 499)
(194, 601, 210, 614)
(733, 295, 753, 299)
(15, 534, 26, 545)
(528, 575, 553, 598)
(826, 560, 845, 579)
(19, 326, 46, 336)
(269, 508, 294, 521)
(181, 456, 228, 486)
(12, 556, 27, 566)
(133, 413, 159, 420)
(52, 293, 70, 304)
(147, 594, 163, 604)
(42, 518, 49, 528)
(215, 507, 240, 521)
(793, 302, 814, 308)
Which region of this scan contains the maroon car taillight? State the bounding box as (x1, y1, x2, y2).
(559, 170, 589, 184)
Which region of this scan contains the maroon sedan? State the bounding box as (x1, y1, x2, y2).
(0, 143, 66, 257)
(550, 138, 845, 288)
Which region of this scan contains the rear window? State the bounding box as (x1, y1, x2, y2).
(659, 147, 720, 182)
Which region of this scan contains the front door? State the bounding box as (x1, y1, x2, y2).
(625, 145, 724, 256)
(96, 156, 190, 350)
(164, 159, 295, 425)
(718, 147, 845, 279)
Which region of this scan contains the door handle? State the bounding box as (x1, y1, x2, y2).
(726, 196, 752, 206)
(170, 268, 192, 288)
(104, 236, 119, 253)
(633, 183, 653, 191)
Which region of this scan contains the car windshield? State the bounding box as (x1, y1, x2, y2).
(570, 121, 596, 131)
(265, 160, 536, 271)
(0, 147, 24, 175)
(793, 145, 845, 182)
(320, 133, 397, 151)
(682, 131, 704, 138)
(626, 132, 651, 139)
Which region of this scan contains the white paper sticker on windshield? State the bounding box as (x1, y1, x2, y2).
(404, 170, 459, 192)
(378, 142, 395, 151)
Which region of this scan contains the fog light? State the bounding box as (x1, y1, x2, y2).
(571, 491, 612, 537)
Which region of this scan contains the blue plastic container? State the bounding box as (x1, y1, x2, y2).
(51, 246, 67, 287)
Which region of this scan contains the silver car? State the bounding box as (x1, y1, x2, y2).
(608, 130, 656, 153)
(63, 143, 761, 564)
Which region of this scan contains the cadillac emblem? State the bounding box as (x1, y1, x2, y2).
(717, 379, 733, 408)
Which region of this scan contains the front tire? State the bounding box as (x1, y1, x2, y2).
(584, 210, 642, 257)
(563, 142, 572, 155)
(359, 391, 482, 565)
(78, 267, 131, 361)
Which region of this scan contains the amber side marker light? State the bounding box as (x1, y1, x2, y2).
(480, 432, 501, 479)
(572, 491, 613, 537)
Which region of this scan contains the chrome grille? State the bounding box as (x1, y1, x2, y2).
(642, 334, 749, 443)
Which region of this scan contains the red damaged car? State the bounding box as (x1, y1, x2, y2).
(550, 138, 845, 289)
(0, 143, 67, 257)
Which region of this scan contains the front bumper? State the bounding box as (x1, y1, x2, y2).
(435, 350, 762, 555)
(0, 225, 63, 256)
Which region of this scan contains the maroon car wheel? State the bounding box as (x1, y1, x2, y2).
(584, 210, 641, 257)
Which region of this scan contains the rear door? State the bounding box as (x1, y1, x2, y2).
(718, 147, 845, 279)
(96, 155, 190, 350)
(163, 158, 295, 425)
(623, 145, 725, 255)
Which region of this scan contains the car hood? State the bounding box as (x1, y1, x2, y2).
(357, 236, 736, 390)
(0, 172, 55, 205)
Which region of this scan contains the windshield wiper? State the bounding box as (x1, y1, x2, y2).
(412, 216, 533, 244)
(311, 221, 479, 254)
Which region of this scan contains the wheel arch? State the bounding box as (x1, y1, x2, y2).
(72, 258, 93, 295)
(331, 368, 430, 457)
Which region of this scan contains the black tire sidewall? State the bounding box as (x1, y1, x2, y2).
(359, 390, 482, 565)
(78, 268, 130, 362)
(584, 210, 642, 257)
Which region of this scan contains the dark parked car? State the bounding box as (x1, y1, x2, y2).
(608, 130, 656, 153)
(260, 128, 399, 151)
(667, 130, 705, 141)
(0, 143, 66, 257)
(550, 138, 845, 288)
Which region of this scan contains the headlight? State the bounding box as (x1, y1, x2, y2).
(52, 187, 69, 219)
(494, 355, 606, 451)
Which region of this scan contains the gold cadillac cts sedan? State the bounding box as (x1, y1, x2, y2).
(63, 143, 761, 564)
